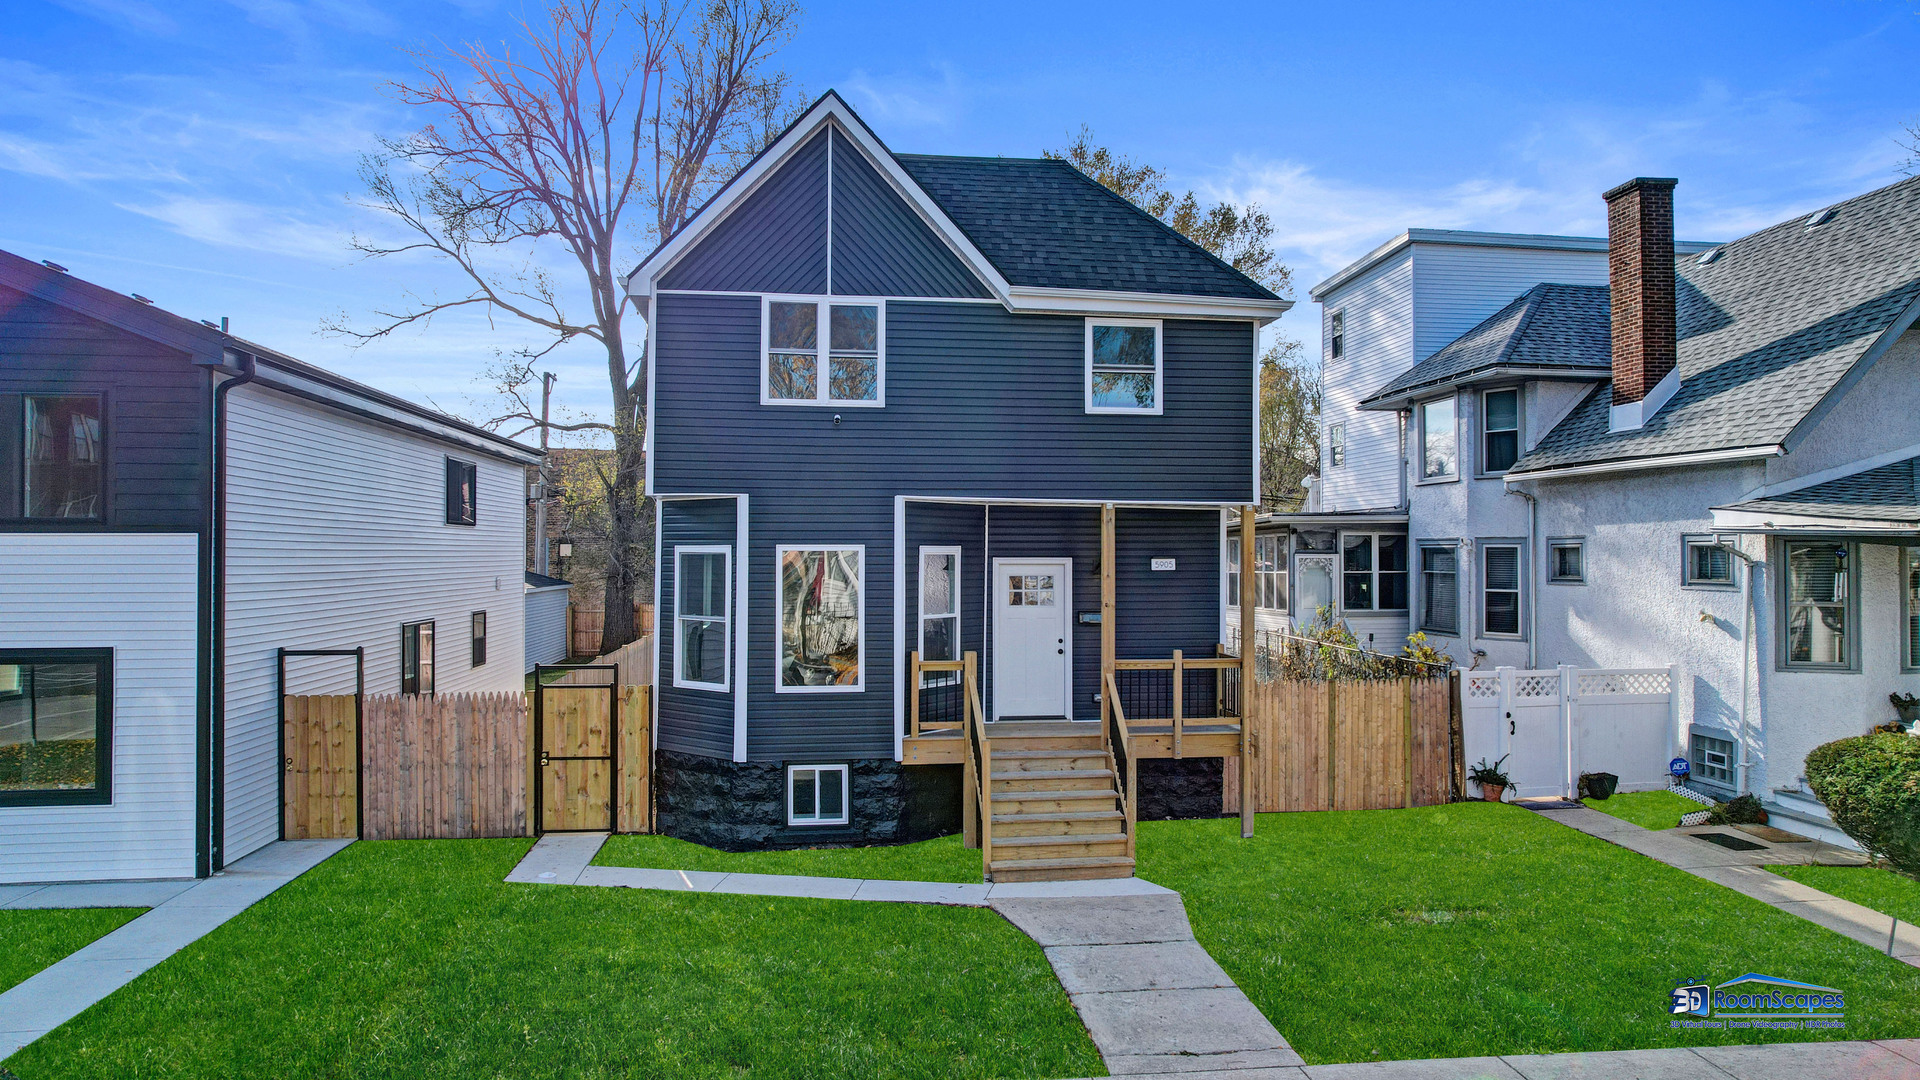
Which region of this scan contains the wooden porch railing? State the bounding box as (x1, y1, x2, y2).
(959, 651, 992, 876)
(1103, 671, 1137, 857)
(908, 651, 967, 738)
(1110, 651, 1242, 758)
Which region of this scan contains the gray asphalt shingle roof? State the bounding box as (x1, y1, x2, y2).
(894, 155, 1280, 301)
(1719, 456, 1920, 524)
(1508, 174, 1920, 475)
(1362, 283, 1611, 406)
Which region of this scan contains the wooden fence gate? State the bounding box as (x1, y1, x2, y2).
(1224, 675, 1455, 813)
(282, 694, 359, 840)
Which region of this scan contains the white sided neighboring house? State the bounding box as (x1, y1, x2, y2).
(0, 251, 541, 883)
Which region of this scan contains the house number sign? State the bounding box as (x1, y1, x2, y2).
(1150, 558, 1176, 571)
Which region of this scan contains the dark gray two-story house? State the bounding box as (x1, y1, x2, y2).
(632, 93, 1289, 874)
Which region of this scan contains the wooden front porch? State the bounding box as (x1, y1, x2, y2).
(902, 505, 1263, 881)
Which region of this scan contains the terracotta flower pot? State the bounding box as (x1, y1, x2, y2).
(1480, 783, 1506, 803)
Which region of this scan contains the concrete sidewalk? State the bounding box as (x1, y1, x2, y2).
(1534, 805, 1919, 966)
(0, 839, 351, 1060)
(0, 879, 195, 909)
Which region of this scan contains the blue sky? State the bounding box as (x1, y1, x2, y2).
(4, 0, 1916, 439)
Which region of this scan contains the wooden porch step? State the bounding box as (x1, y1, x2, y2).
(991, 767, 1115, 791)
(987, 736, 1105, 753)
(987, 855, 1136, 882)
(992, 749, 1109, 771)
(992, 809, 1124, 836)
(991, 833, 1129, 859)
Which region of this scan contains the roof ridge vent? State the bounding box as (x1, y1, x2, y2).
(1697, 247, 1722, 264)
(1805, 207, 1836, 229)
(41, 260, 67, 273)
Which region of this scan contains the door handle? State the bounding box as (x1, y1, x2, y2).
(539, 750, 550, 768)
(1057, 648, 1065, 655)
(1510, 720, 1515, 735)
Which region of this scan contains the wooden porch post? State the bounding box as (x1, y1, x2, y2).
(1100, 504, 1116, 735)
(1239, 505, 1256, 838)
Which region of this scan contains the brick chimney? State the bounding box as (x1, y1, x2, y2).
(1603, 177, 1678, 428)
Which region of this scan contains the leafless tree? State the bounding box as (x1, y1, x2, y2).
(1899, 117, 1920, 177)
(334, 0, 800, 651)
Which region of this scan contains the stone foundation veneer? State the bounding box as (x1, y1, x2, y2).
(1136, 757, 1225, 821)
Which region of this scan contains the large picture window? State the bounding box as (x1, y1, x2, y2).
(401, 621, 435, 695)
(762, 297, 884, 406)
(1480, 389, 1520, 474)
(1784, 541, 1853, 668)
(1482, 543, 1523, 637)
(1419, 396, 1457, 480)
(778, 546, 863, 691)
(0, 650, 112, 806)
(1342, 533, 1408, 611)
(1420, 545, 1459, 635)
(675, 547, 731, 691)
(1085, 319, 1163, 414)
(24, 395, 104, 520)
(919, 547, 960, 683)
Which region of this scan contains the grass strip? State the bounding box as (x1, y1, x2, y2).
(595, 832, 981, 883)
(0, 907, 144, 993)
(1770, 863, 1920, 927)
(1580, 789, 1700, 830)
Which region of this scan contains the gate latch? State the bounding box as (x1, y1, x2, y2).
(285, 756, 293, 772)
(538, 750, 550, 768)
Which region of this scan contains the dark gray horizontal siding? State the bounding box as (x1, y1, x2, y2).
(0, 286, 210, 530)
(829, 129, 991, 300)
(652, 294, 1254, 501)
(660, 129, 829, 295)
(657, 498, 737, 758)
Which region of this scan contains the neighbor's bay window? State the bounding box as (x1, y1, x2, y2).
(24, 395, 103, 520)
(1086, 319, 1162, 414)
(778, 546, 863, 690)
(1419, 396, 1457, 480)
(0, 650, 112, 807)
(675, 547, 732, 691)
(1342, 534, 1408, 611)
(1784, 541, 1853, 668)
(1256, 534, 1285, 610)
(763, 297, 883, 405)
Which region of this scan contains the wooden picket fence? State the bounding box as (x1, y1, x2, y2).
(1223, 675, 1454, 814)
(549, 635, 653, 687)
(567, 604, 654, 658)
(282, 686, 653, 841)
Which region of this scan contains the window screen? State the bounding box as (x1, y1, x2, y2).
(1483, 545, 1522, 636)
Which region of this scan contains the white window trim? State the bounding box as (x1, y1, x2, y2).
(760, 295, 886, 408)
(917, 545, 962, 668)
(1548, 537, 1586, 585)
(1416, 395, 1459, 484)
(1340, 532, 1410, 614)
(775, 543, 866, 694)
(1328, 422, 1347, 468)
(1478, 387, 1523, 477)
(1682, 534, 1737, 590)
(1084, 317, 1165, 415)
(786, 763, 850, 826)
(672, 544, 732, 692)
(1478, 540, 1526, 640)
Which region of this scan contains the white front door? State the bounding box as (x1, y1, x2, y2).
(992, 558, 1072, 719)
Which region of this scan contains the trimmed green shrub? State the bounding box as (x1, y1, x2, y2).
(1706, 792, 1767, 825)
(1805, 732, 1920, 876)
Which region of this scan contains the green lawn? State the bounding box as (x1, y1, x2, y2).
(1580, 789, 1700, 831)
(4, 839, 1096, 1080)
(1134, 805, 1920, 1065)
(594, 832, 981, 883)
(1771, 864, 1920, 927)
(0, 908, 145, 993)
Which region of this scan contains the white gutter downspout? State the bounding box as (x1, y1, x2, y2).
(1508, 488, 1539, 669)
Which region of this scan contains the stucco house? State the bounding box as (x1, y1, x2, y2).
(0, 251, 540, 883)
(1294, 174, 1920, 845)
(627, 91, 1286, 874)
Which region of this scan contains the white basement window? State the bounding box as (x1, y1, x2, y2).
(674, 546, 731, 691)
(762, 296, 884, 406)
(1085, 319, 1163, 414)
(777, 546, 864, 691)
(1691, 731, 1734, 787)
(788, 764, 849, 826)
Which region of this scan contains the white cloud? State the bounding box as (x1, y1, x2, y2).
(115, 194, 351, 261)
(840, 64, 965, 130)
(47, 0, 177, 36)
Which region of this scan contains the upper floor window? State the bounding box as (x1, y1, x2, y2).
(445, 458, 477, 526)
(763, 297, 883, 406)
(1328, 423, 1347, 467)
(1481, 389, 1520, 474)
(1085, 319, 1162, 415)
(1329, 310, 1345, 360)
(23, 395, 103, 520)
(1419, 396, 1457, 481)
(1343, 533, 1408, 611)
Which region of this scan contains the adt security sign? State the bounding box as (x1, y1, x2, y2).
(1669, 757, 1691, 779)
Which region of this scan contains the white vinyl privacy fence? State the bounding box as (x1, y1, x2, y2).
(1462, 666, 1677, 799)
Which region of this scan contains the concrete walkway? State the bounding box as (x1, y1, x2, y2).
(1532, 805, 1920, 966)
(504, 832, 1175, 903)
(0, 839, 351, 1060)
(0, 879, 196, 909)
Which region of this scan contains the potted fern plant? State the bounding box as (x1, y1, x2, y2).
(1469, 756, 1511, 802)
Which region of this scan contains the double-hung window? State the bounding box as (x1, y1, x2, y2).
(0, 649, 112, 807)
(1783, 541, 1854, 668)
(1419, 396, 1457, 481)
(778, 546, 863, 691)
(1480, 389, 1520, 474)
(1255, 535, 1286, 610)
(1085, 319, 1162, 414)
(401, 621, 435, 695)
(1420, 545, 1459, 635)
(675, 546, 731, 691)
(1684, 536, 1735, 587)
(1481, 543, 1523, 637)
(787, 764, 848, 826)
(919, 547, 960, 685)
(21, 395, 104, 520)
(1342, 534, 1408, 611)
(470, 611, 487, 667)
(763, 297, 884, 405)
(1328, 423, 1347, 467)
(1904, 547, 1919, 672)
(1328, 310, 1345, 360)
(445, 458, 477, 526)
